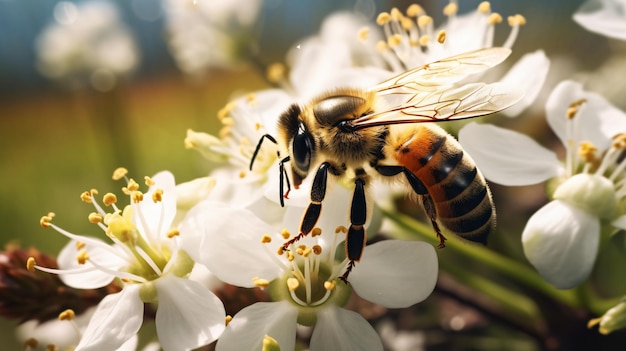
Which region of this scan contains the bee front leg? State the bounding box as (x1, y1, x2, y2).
(282, 162, 330, 250)
(341, 177, 367, 283)
(375, 165, 447, 248)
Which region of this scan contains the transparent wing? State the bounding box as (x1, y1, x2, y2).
(351, 82, 523, 129)
(373, 47, 512, 95)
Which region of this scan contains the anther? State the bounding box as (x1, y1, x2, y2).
(75, 241, 86, 250)
(302, 247, 312, 258)
(324, 280, 336, 291)
(508, 14, 526, 26)
(103, 193, 118, 206)
(144, 176, 155, 187)
(152, 188, 163, 203)
(112, 167, 128, 181)
(287, 252, 295, 261)
(239, 170, 246, 178)
(419, 35, 430, 46)
(390, 7, 402, 21)
(131, 191, 144, 204)
(443, 2, 458, 16)
(217, 102, 235, 121)
(281, 228, 291, 239)
(261, 234, 273, 243)
(387, 34, 402, 47)
(26, 257, 36, 272)
(246, 93, 257, 106)
(335, 226, 348, 234)
(437, 30, 446, 44)
(488, 13, 502, 25)
(311, 227, 322, 237)
(406, 4, 424, 17)
(478, 1, 491, 13)
(287, 277, 300, 291)
(612, 134, 626, 150)
(312, 245, 322, 255)
(253, 277, 270, 289)
(40, 214, 53, 228)
(225, 315, 233, 326)
(127, 179, 140, 192)
(376, 12, 391, 25)
(417, 15, 432, 28)
(266, 63, 285, 84)
(80, 191, 93, 203)
(400, 17, 414, 30)
(167, 229, 180, 238)
(88, 212, 103, 224)
(277, 247, 285, 255)
(46, 345, 57, 351)
(579, 141, 598, 163)
(77, 249, 89, 265)
(295, 246, 305, 256)
(58, 309, 75, 321)
(358, 27, 369, 41)
(375, 40, 388, 52)
(24, 338, 38, 348)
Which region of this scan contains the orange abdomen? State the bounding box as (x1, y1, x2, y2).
(393, 125, 495, 244)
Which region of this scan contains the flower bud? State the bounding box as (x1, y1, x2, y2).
(553, 173, 617, 219)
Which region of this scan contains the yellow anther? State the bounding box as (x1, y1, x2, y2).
(478, 1, 491, 13)
(358, 26, 369, 41)
(390, 7, 402, 21)
(324, 280, 336, 291)
(112, 167, 128, 181)
(508, 14, 526, 26)
(75, 241, 86, 250)
(239, 170, 246, 178)
(219, 126, 231, 139)
(261, 234, 273, 243)
(254, 122, 263, 131)
(295, 246, 305, 256)
(88, 212, 103, 224)
(26, 257, 36, 272)
(103, 193, 118, 206)
(488, 13, 503, 25)
(225, 315, 233, 326)
(167, 229, 180, 238)
(40, 214, 53, 228)
(152, 188, 163, 203)
(217, 101, 235, 121)
(281, 228, 291, 239)
(246, 93, 257, 106)
(311, 227, 322, 237)
(80, 191, 93, 203)
(387, 33, 402, 47)
(77, 249, 89, 265)
(375, 40, 388, 52)
(221, 117, 235, 127)
(277, 246, 285, 255)
(58, 309, 75, 321)
(262, 335, 280, 351)
(570, 98, 587, 108)
(302, 247, 312, 257)
(417, 15, 432, 28)
(46, 345, 57, 351)
(406, 4, 424, 17)
(253, 277, 270, 289)
(443, 2, 458, 16)
(127, 178, 140, 191)
(376, 12, 391, 25)
(579, 141, 598, 162)
(287, 277, 300, 291)
(335, 226, 348, 234)
(131, 191, 144, 204)
(287, 251, 295, 262)
(266, 62, 286, 84)
(24, 338, 38, 348)
(437, 30, 446, 44)
(400, 17, 414, 30)
(612, 134, 626, 150)
(144, 176, 155, 187)
(312, 245, 322, 255)
(419, 35, 430, 46)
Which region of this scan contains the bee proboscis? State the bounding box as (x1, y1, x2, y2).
(251, 47, 522, 282)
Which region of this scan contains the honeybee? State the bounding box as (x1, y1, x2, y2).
(251, 47, 522, 282)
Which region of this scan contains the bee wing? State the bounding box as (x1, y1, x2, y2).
(351, 82, 523, 129)
(373, 47, 512, 94)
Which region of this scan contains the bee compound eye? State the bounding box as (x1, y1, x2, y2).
(292, 129, 312, 172)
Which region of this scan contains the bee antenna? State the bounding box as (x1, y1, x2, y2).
(250, 134, 278, 171)
(278, 156, 291, 207)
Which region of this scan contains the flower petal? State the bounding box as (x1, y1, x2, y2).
(154, 275, 226, 351)
(574, 0, 626, 41)
(546, 80, 626, 151)
(310, 305, 383, 351)
(76, 285, 143, 351)
(349, 241, 437, 308)
(458, 122, 562, 185)
(135, 171, 177, 241)
(57, 239, 122, 289)
(500, 50, 550, 117)
(216, 301, 297, 351)
(522, 200, 600, 289)
(178, 201, 283, 287)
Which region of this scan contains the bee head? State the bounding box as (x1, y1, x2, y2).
(277, 104, 314, 188)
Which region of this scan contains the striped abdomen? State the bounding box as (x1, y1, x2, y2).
(393, 125, 495, 244)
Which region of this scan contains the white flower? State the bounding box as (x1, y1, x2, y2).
(458, 80, 626, 289)
(367, 1, 549, 117)
(163, 0, 262, 77)
(574, 0, 626, 41)
(30, 169, 225, 350)
(35, 1, 140, 91)
(179, 188, 438, 350)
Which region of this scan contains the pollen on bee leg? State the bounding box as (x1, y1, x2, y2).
(252, 277, 270, 289)
(26, 257, 36, 272)
(76, 249, 90, 265)
(58, 309, 75, 321)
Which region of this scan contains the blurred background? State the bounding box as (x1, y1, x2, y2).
(1, 0, 623, 349)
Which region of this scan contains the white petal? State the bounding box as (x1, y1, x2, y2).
(522, 200, 600, 289)
(136, 171, 177, 240)
(178, 201, 283, 287)
(350, 241, 438, 308)
(458, 122, 562, 185)
(57, 239, 121, 289)
(310, 306, 383, 351)
(216, 301, 297, 351)
(546, 80, 626, 150)
(574, 0, 626, 40)
(76, 285, 143, 351)
(154, 275, 225, 351)
(611, 215, 626, 230)
(500, 50, 550, 117)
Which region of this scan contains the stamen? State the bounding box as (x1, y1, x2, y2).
(112, 167, 128, 181)
(88, 212, 103, 224)
(417, 15, 432, 28)
(144, 176, 155, 187)
(503, 14, 526, 49)
(287, 277, 299, 291)
(131, 191, 144, 204)
(579, 141, 598, 164)
(166, 229, 180, 238)
(311, 227, 322, 237)
(443, 2, 458, 16)
(376, 12, 391, 25)
(26, 257, 36, 272)
(75, 241, 86, 250)
(478, 1, 491, 13)
(152, 188, 163, 203)
(217, 102, 235, 121)
(261, 234, 272, 243)
(324, 280, 336, 291)
(246, 93, 257, 106)
(266, 63, 285, 84)
(80, 191, 93, 203)
(225, 315, 233, 326)
(437, 30, 446, 44)
(24, 338, 38, 349)
(281, 228, 291, 240)
(127, 179, 140, 192)
(488, 13, 503, 25)
(103, 193, 118, 206)
(40, 214, 54, 228)
(390, 7, 402, 21)
(76, 249, 89, 265)
(358, 27, 369, 42)
(253, 277, 270, 289)
(387, 33, 402, 48)
(58, 309, 75, 321)
(419, 35, 430, 46)
(406, 4, 424, 17)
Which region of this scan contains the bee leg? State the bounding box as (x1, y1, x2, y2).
(278, 156, 291, 207)
(282, 162, 330, 250)
(375, 165, 447, 248)
(341, 177, 367, 283)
